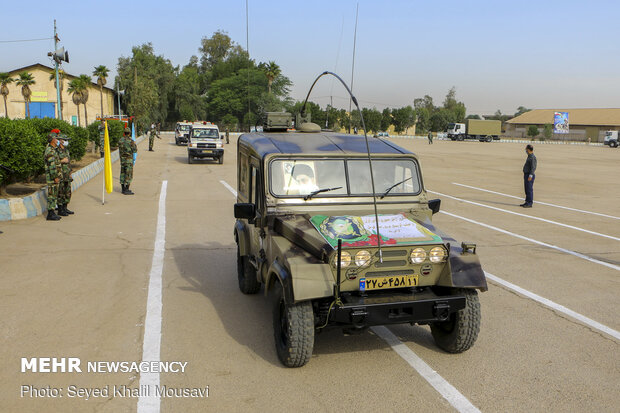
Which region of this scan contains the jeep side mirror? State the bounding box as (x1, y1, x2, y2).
(234, 203, 255, 220)
(220, 134, 225, 139)
(428, 198, 441, 215)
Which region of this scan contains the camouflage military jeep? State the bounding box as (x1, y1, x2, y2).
(233, 115, 487, 367)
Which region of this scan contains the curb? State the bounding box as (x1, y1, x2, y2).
(0, 135, 146, 222)
(389, 135, 604, 146)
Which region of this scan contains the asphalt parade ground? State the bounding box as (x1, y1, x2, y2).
(1, 133, 618, 412)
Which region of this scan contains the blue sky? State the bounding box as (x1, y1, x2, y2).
(2, 0, 619, 115)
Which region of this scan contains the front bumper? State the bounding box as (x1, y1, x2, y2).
(330, 289, 466, 327)
(188, 148, 223, 158)
(177, 135, 189, 143)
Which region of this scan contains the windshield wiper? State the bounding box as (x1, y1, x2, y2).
(303, 186, 343, 201)
(380, 177, 413, 199)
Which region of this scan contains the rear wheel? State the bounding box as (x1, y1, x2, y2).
(611, 141, 618, 148)
(486, 135, 493, 142)
(273, 283, 314, 367)
(237, 243, 260, 294)
(430, 289, 480, 353)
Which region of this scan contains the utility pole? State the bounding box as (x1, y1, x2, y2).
(54, 20, 62, 120)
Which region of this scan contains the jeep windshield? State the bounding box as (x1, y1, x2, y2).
(270, 158, 421, 197)
(192, 128, 219, 138)
(178, 124, 190, 131)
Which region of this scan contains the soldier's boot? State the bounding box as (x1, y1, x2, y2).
(46, 209, 61, 221)
(57, 204, 69, 216)
(64, 204, 75, 215)
(125, 184, 134, 195)
(121, 185, 128, 194)
(100, 151, 104, 158)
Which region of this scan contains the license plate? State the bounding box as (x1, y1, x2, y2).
(359, 274, 418, 291)
(201, 150, 211, 153)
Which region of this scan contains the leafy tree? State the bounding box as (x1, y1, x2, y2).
(361, 107, 382, 133)
(221, 113, 238, 131)
(542, 124, 552, 140)
(486, 109, 511, 122)
(16, 72, 35, 118)
(67, 79, 84, 126)
(414, 107, 430, 133)
(392, 106, 416, 134)
(527, 125, 539, 138)
(515, 106, 531, 117)
(199, 30, 241, 72)
(93, 65, 110, 118)
(466, 114, 481, 120)
(0, 73, 14, 118)
(380, 108, 392, 131)
(79, 74, 92, 125)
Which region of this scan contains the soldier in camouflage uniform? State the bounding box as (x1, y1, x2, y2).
(119, 127, 138, 195)
(56, 134, 74, 216)
(44, 131, 63, 221)
(148, 123, 160, 151)
(98, 122, 105, 158)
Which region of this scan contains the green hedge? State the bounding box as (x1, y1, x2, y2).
(86, 119, 124, 149)
(0, 118, 90, 187)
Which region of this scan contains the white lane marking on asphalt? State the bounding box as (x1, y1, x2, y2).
(372, 326, 481, 413)
(485, 272, 620, 341)
(430, 190, 620, 242)
(440, 210, 620, 272)
(452, 182, 620, 220)
(220, 180, 238, 197)
(137, 180, 167, 413)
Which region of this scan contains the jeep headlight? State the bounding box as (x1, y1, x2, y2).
(216, 142, 223, 148)
(332, 251, 351, 268)
(354, 250, 371, 267)
(410, 248, 426, 264)
(429, 246, 447, 263)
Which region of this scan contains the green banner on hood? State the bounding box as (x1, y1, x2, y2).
(310, 213, 443, 248)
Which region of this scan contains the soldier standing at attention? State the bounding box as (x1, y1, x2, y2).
(520, 144, 537, 208)
(428, 130, 433, 145)
(148, 123, 160, 151)
(225, 127, 230, 144)
(56, 133, 74, 216)
(119, 127, 138, 195)
(44, 130, 63, 221)
(98, 121, 105, 158)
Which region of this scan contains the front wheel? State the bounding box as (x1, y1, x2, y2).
(430, 289, 480, 353)
(187, 154, 193, 164)
(611, 141, 618, 148)
(218, 154, 224, 165)
(273, 284, 314, 367)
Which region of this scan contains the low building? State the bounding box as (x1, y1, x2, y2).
(2, 63, 116, 127)
(505, 108, 620, 142)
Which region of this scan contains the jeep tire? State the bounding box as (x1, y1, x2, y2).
(273, 283, 314, 367)
(430, 288, 480, 353)
(187, 154, 193, 164)
(237, 244, 260, 294)
(218, 154, 224, 165)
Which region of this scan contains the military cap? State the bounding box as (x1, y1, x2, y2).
(58, 133, 70, 140)
(47, 133, 58, 142)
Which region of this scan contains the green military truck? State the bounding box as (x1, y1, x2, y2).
(447, 119, 502, 142)
(233, 113, 487, 367)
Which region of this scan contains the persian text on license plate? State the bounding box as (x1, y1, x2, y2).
(359, 274, 418, 291)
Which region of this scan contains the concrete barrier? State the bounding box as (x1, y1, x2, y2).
(0, 135, 146, 222)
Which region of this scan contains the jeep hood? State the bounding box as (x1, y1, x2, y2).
(273, 212, 443, 261)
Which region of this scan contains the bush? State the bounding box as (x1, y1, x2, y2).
(527, 125, 539, 139)
(87, 119, 124, 149)
(0, 117, 91, 187)
(542, 124, 552, 141)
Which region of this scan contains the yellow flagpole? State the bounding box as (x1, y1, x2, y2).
(103, 121, 113, 194)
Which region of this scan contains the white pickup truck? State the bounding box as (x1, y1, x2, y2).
(187, 122, 224, 164)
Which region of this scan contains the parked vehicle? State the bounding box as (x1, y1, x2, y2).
(447, 119, 501, 142)
(603, 130, 619, 148)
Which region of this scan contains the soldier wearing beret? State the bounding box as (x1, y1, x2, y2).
(44, 131, 63, 221)
(56, 133, 74, 216)
(119, 127, 138, 195)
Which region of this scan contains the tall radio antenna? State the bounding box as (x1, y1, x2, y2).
(348, 3, 359, 133)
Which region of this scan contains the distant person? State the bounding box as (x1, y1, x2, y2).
(225, 127, 230, 144)
(44, 130, 63, 221)
(56, 133, 74, 216)
(119, 127, 138, 195)
(428, 131, 433, 145)
(520, 144, 537, 208)
(98, 121, 105, 158)
(148, 123, 160, 152)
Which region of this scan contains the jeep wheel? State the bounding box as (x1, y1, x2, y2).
(218, 154, 224, 165)
(430, 289, 480, 353)
(237, 244, 260, 294)
(187, 154, 193, 164)
(273, 284, 314, 367)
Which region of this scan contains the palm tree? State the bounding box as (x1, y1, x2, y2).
(16, 72, 35, 118)
(93, 65, 109, 119)
(79, 74, 92, 125)
(49, 69, 65, 119)
(0, 73, 15, 118)
(263, 61, 281, 94)
(67, 78, 84, 126)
